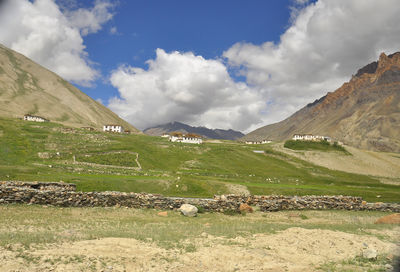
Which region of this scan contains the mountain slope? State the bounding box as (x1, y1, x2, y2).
(0, 44, 139, 132)
(244, 52, 400, 152)
(144, 121, 244, 140)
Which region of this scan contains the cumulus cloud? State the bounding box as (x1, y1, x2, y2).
(0, 0, 114, 85)
(108, 49, 264, 131)
(108, 0, 400, 132)
(224, 0, 400, 126)
(65, 0, 115, 36)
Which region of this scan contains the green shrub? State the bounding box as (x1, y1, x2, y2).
(196, 206, 206, 214)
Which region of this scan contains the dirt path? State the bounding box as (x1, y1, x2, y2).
(272, 143, 400, 180)
(1, 227, 398, 272)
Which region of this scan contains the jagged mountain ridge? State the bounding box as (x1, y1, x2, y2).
(144, 121, 244, 140)
(0, 44, 139, 132)
(244, 52, 400, 152)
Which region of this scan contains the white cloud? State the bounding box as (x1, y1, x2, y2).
(0, 0, 114, 85)
(65, 0, 115, 36)
(108, 49, 264, 131)
(224, 0, 400, 127)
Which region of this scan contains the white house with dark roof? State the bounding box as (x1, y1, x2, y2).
(103, 124, 124, 133)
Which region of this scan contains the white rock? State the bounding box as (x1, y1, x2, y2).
(362, 248, 377, 259)
(178, 204, 198, 217)
(384, 264, 393, 271)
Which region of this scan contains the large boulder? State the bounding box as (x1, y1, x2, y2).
(178, 204, 198, 217)
(375, 213, 400, 224)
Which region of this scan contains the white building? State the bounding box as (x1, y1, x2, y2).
(168, 133, 203, 144)
(161, 133, 170, 138)
(23, 114, 48, 122)
(103, 124, 124, 133)
(246, 140, 271, 144)
(246, 141, 262, 144)
(292, 134, 330, 141)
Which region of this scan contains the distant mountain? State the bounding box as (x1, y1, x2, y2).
(144, 121, 244, 140)
(0, 44, 139, 132)
(243, 52, 400, 152)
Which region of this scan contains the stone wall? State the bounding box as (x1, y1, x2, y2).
(1, 181, 399, 212)
(0, 181, 76, 191)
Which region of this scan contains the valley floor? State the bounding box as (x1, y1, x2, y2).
(272, 143, 400, 183)
(0, 205, 399, 272)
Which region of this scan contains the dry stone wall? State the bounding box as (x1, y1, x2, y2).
(1, 181, 399, 212)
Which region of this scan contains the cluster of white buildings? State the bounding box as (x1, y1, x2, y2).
(292, 134, 331, 142)
(23, 114, 49, 122)
(245, 140, 272, 145)
(162, 133, 203, 144)
(103, 124, 124, 133)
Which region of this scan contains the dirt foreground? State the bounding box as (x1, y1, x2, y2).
(1, 227, 399, 272)
(1, 206, 399, 272)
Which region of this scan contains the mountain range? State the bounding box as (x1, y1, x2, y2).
(1, 42, 399, 152)
(0, 44, 139, 132)
(144, 121, 244, 140)
(244, 52, 400, 152)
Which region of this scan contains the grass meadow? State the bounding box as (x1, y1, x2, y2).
(0, 117, 399, 202)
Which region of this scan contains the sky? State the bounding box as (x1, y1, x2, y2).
(0, 0, 399, 132)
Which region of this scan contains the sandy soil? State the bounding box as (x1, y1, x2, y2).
(1, 227, 398, 272)
(272, 143, 400, 180)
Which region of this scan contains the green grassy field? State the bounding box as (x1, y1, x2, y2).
(284, 139, 348, 153)
(0, 117, 399, 202)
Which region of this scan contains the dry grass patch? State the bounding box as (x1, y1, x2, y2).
(0, 205, 399, 271)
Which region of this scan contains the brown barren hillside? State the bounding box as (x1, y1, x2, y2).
(244, 52, 400, 152)
(0, 44, 139, 132)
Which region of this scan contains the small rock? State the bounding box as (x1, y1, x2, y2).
(201, 232, 208, 238)
(239, 203, 253, 213)
(362, 248, 377, 260)
(375, 213, 400, 224)
(384, 264, 393, 271)
(103, 266, 113, 272)
(178, 204, 198, 217)
(157, 211, 168, 217)
(220, 195, 227, 201)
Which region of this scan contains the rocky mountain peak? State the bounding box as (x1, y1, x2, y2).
(243, 51, 400, 152)
(312, 52, 400, 113)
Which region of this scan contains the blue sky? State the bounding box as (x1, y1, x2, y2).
(0, 0, 399, 131)
(80, 0, 295, 101)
